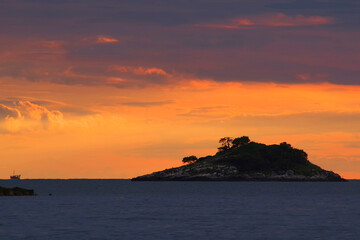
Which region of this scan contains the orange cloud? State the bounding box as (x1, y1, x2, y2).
(111, 66, 171, 77)
(199, 13, 334, 30)
(15, 101, 63, 122)
(0, 104, 23, 133)
(195, 24, 254, 30)
(96, 36, 119, 44)
(235, 19, 255, 26)
(0, 104, 21, 119)
(235, 13, 334, 27)
(106, 77, 126, 83)
(0, 100, 64, 133)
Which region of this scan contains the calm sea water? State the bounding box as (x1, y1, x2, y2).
(0, 179, 359, 240)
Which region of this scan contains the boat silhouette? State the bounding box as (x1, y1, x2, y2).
(10, 170, 21, 180)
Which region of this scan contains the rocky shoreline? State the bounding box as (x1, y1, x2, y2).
(132, 166, 345, 182)
(132, 137, 346, 182)
(0, 186, 35, 196)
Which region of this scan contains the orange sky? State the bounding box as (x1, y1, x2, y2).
(1, 77, 360, 179)
(1, 1, 359, 179)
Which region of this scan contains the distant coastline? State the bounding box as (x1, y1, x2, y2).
(0, 186, 34, 196)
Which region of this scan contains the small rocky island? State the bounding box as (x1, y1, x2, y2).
(132, 136, 345, 181)
(0, 186, 34, 196)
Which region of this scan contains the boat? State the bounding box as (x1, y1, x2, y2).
(10, 171, 21, 180)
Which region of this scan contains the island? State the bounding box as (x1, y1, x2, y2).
(132, 136, 345, 181)
(0, 186, 35, 196)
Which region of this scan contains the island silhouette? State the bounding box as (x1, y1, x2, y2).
(0, 186, 34, 196)
(132, 136, 345, 181)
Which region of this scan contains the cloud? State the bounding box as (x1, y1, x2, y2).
(266, 1, 358, 10)
(0, 2, 357, 86)
(296, 73, 311, 81)
(0, 104, 21, 119)
(235, 13, 334, 27)
(106, 65, 175, 87)
(106, 77, 126, 84)
(0, 97, 96, 117)
(226, 111, 360, 135)
(0, 38, 66, 66)
(295, 73, 329, 81)
(178, 106, 231, 120)
(111, 66, 171, 77)
(96, 36, 119, 44)
(15, 101, 63, 122)
(0, 35, 178, 87)
(195, 24, 254, 30)
(0, 101, 64, 133)
(120, 100, 173, 107)
(199, 13, 334, 29)
(81, 35, 120, 45)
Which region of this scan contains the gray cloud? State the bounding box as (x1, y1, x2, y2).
(0, 0, 359, 86)
(266, 0, 359, 10)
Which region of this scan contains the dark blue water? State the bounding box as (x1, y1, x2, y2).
(0, 180, 359, 240)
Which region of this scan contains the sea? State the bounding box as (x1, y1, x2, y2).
(0, 179, 359, 240)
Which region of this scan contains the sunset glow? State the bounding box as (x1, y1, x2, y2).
(0, 0, 359, 179)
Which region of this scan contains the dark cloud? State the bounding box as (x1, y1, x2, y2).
(0, 0, 358, 85)
(266, 0, 359, 10)
(0, 0, 267, 29)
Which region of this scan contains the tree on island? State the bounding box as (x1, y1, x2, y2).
(280, 142, 292, 149)
(232, 136, 250, 148)
(218, 137, 233, 152)
(182, 155, 198, 164)
(218, 136, 251, 151)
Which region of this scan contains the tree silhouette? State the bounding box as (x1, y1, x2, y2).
(280, 142, 292, 149)
(218, 137, 233, 151)
(232, 136, 250, 148)
(182, 155, 198, 164)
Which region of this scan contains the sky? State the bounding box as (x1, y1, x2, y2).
(0, 0, 360, 179)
